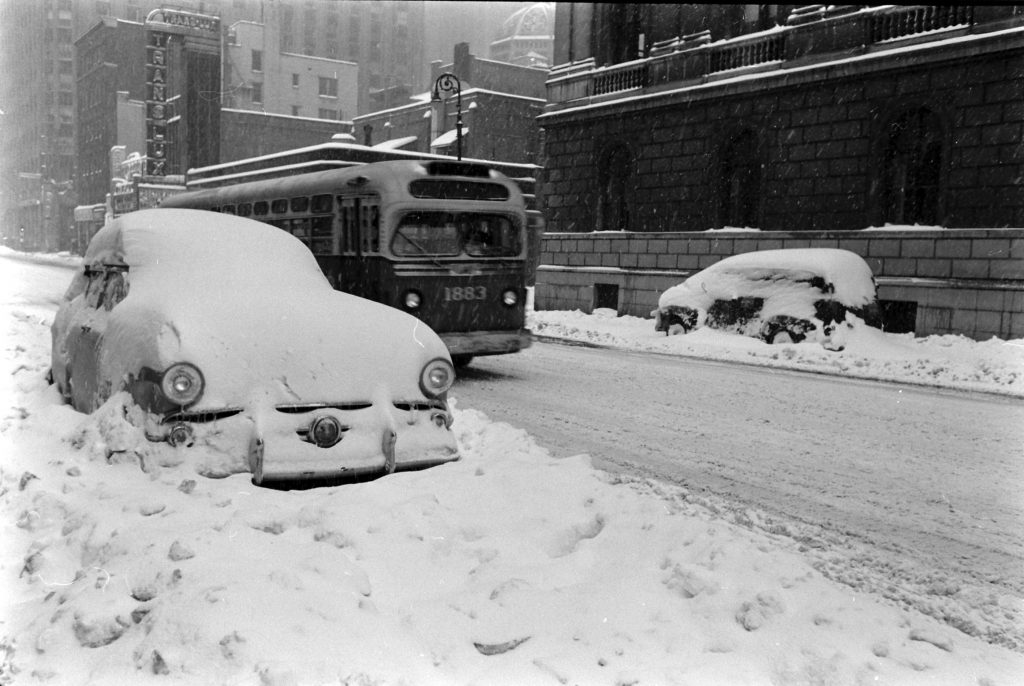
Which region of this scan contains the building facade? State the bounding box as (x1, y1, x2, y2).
(536, 4, 1024, 340)
(223, 20, 358, 122)
(353, 43, 547, 165)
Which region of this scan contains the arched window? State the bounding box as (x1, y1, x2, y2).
(599, 145, 633, 231)
(881, 108, 943, 225)
(720, 129, 761, 228)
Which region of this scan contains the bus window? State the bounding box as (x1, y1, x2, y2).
(464, 215, 520, 257)
(360, 203, 370, 254)
(392, 212, 519, 257)
(311, 194, 332, 213)
(271, 199, 288, 214)
(290, 196, 309, 212)
(238, 203, 252, 217)
(338, 197, 354, 254)
(222, 205, 237, 214)
(253, 201, 269, 216)
(369, 204, 380, 252)
(290, 217, 312, 241)
(311, 215, 333, 254)
(392, 212, 461, 257)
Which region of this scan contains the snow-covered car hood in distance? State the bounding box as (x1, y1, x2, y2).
(88, 209, 448, 409)
(657, 248, 878, 322)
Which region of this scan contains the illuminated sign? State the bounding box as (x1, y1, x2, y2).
(144, 9, 220, 177)
(145, 30, 169, 176)
(145, 9, 220, 37)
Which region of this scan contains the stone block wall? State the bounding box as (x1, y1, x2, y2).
(538, 29, 1024, 233)
(535, 229, 1024, 340)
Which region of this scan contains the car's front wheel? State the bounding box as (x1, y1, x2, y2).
(770, 330, 796, 344)
(667, 322, 688, 336)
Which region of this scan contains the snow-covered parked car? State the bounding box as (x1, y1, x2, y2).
(653, 248, 881, 350)
(50, 208, 459, 485)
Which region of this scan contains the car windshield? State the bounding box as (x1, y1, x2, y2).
(391, 212, 520, 258)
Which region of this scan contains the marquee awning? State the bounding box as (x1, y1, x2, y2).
(372, 135, 418, 150)
(430, 128, 469, 148)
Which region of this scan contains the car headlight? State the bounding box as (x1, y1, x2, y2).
(161, 363, 204, 406)
(419, 358, 454, 397)
(502, 289, 518, 306)
(309, 415, 343, 448)
(404, 290, 422, 309)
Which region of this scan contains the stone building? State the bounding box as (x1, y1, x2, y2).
(353, 43, 547, 165)
(223, 20, 358, 122)
(535, 4, 1024, 341)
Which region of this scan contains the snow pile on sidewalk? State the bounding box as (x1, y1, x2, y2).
(3, 258, 1023, 686)
(529, 308, 1024, 398)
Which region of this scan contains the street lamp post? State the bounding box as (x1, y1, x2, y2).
(432, 72, 463, 160)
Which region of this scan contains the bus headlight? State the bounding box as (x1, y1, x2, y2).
(502, 289, 518, 306)
(419, 358, 454, 397)
(404, 290, 422, 310)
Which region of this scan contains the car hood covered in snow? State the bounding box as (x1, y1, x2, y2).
(91, 209, 447, 408)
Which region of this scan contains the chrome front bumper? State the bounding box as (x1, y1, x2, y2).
(440, 329, 532, 357)
(148, 400, 459, 485)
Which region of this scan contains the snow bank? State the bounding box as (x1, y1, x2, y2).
(2, 253, 1023, 684)
(530, 308, 1024, 398)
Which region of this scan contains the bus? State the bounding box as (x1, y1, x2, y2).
(182, 141, 545, 285)
(161, 159, 532, 366)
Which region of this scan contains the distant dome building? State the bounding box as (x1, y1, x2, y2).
(489, 2, 554, 68)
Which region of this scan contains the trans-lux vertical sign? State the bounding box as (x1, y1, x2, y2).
(146, 31, 169, 176)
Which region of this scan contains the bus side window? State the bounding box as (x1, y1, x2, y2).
(338, 197, 354, 255)
(253, 201, 269, 216)
(291, 217, 311, 242)
(290, 197, 309, 213)
(311, 215, 333, 254)
(311, 194, 332, 213)
(222, 205, 237, 215)
(271, 199, 288, 214)
(238, 203, 252, 217)
(360, 199, 371, 253)
(369, 204, 380, 252)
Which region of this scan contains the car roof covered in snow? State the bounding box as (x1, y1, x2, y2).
(86, 208, 329, 291)
(659, 248, 877, 310)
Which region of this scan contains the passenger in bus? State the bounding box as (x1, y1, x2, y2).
(465, 221, 496, 255)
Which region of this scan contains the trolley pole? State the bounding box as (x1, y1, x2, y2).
(432, 72, 463, 160)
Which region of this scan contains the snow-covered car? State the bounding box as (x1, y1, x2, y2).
(653, 248, 881, 350)
(50, 208, 459, 485)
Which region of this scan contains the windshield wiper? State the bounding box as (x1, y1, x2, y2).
(396, 232, 454, 270)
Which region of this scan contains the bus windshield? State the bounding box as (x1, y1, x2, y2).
(392, 212, 520, 258)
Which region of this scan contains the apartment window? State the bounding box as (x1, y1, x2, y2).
(251, 82, 263, 103)
(292, 105, 301, 116)
(599, 145, 633, 231)
(318, 108, 338, 120)
(881, 107, 943, 225)
(292, 73, 299, 88)
(720, 129, 761, 228)
(251, 50, 262, 72)
(318, 76, 338, 97)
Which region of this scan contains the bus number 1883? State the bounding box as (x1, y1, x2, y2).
(443, 286, 487, 302)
